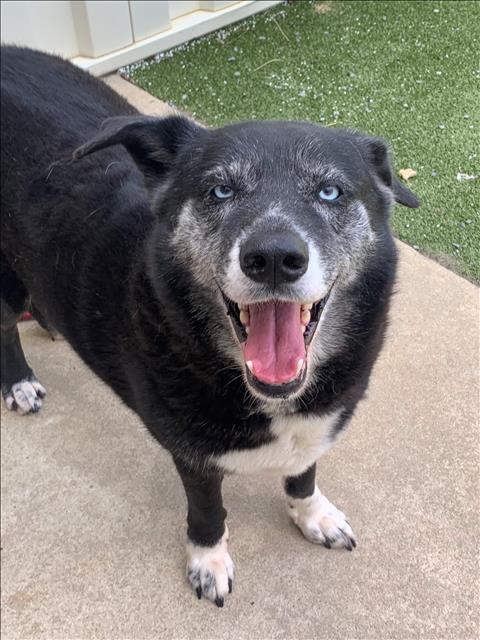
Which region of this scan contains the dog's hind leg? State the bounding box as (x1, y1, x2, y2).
(284, 463, 357, 550)
(31, 302, 61, 340)
(1, 255, 46, 414)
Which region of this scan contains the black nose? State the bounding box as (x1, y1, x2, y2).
(240, 231, 309, 287)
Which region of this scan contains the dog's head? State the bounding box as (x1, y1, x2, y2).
(75, 115, 419, 402)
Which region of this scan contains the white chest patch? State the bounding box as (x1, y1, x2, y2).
(214, 410, 341, 477)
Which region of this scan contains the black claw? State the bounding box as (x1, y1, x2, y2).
(351, 538, 357, 548)
(324, 536, 335, 547)
(196, 587, 202, 600)
(215, 597, 224, 608)
(228, 578, 233, 594)
(340, 531, 353, 551)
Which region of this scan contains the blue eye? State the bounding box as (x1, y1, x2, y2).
(211, 185, 234, 200)
(319, 185, 341, 201)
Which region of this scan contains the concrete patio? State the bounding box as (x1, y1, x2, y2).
(1, 78, 479, 640)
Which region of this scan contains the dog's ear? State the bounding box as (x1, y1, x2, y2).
(356, 136, 420, 208)
(73, 114, 204, 179)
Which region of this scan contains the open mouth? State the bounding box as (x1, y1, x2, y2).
(221, 286, 333, 398)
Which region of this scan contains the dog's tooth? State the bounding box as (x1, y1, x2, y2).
(239, 309, 250, 326)
(245, 326, 250, 335)
(296, 359, 304, 376)
(246, 360, 254, 373)
(302, 303, 313, 311)
(239, 304, 249, 311)
(301, 309, 311, 325)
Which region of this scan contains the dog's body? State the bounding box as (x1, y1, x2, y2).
(1, 47, 419, 606)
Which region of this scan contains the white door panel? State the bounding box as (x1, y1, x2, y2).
(129, 1, 171, 42)
(168, 1, 200, 20)
(71, 0, 133, 58)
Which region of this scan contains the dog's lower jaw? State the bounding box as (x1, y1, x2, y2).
(287, 486, 357, 550)
(186, 527, 235, 607)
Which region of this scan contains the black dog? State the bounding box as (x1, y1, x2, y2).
(1, 46, 419, 606)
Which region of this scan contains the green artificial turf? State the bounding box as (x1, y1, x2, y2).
(127, 0, 480, 282)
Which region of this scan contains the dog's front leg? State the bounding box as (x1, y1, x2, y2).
(284, 464, 357, 550)
(1, 298, 46, 414)
(174, 458, 234, 607)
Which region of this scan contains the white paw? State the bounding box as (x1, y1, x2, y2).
(186, 528, 235, 607)
(287, 486, 357, 550)
(2, 377, 46, 415)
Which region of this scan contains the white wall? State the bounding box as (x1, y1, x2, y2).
(71, 1, 133, 57)
(169, 1, 200, 20)
(1, 1, 79, 58)
(1, 0, 281, 75)
(129, 1, 171, 42)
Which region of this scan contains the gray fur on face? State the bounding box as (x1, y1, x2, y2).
(164, 121, 413, 402)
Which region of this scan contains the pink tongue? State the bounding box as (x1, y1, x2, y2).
(243, 301, 305, 385)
